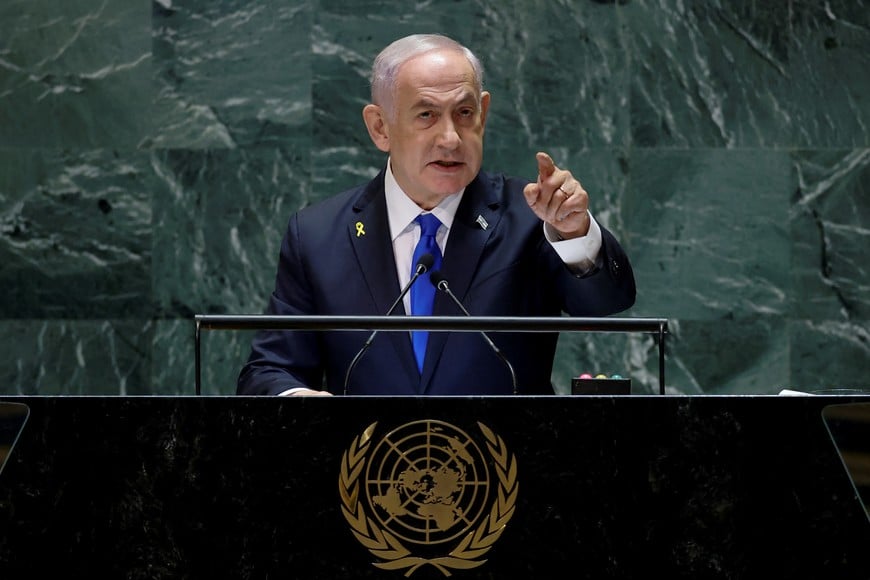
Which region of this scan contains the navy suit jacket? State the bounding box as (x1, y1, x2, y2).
(237, 168, 636, 396)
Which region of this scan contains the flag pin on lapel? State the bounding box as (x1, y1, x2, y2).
(475, 215, 488, 230)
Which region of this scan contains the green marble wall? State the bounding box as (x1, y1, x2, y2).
(1, 0, 867, 395)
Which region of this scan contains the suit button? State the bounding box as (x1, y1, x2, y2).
(610, 259, 620, 277)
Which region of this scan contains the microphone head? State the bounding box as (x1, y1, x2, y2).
(429, 270, 448, 289)
(416, 252, 435, 273)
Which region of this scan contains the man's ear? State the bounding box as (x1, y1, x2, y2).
(362, 104, 390, 153)
(479, 91, 491, 130)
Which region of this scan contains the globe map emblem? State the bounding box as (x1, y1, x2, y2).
(365, 420, 491, 545)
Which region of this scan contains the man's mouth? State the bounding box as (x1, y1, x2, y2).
(431, 160, 463, 168)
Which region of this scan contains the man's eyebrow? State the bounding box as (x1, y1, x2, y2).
(412, 98, 439, 110)
(411, 91, 478, 110)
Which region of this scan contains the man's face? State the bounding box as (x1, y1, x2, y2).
(371, 49, 490, 209)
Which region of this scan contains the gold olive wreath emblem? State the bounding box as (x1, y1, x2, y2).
(338, 420, 518, 577)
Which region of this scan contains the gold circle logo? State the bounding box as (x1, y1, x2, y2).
(338, 420, 518, 576)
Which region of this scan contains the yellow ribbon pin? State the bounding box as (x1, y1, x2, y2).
(355, 221, 365, 237)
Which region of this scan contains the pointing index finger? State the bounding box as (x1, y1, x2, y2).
(536, 151, 556, 180)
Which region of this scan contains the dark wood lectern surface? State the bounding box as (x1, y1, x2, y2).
(0, 396, 868, 579)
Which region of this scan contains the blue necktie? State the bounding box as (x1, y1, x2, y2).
(410, 213, 443, 372)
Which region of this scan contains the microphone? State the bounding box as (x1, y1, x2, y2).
(429, 271, 518, 395)
(343, 253, 435, 395)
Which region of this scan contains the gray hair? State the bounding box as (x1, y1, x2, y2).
(370, 34, 484, 118)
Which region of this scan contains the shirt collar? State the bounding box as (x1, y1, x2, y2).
(384, 158, 464, 241)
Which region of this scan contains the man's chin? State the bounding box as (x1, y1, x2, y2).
(424, 170, 475, 193)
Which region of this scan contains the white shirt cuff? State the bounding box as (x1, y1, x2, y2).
(543, 211, 602, 274)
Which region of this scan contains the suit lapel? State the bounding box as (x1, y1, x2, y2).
(347, 176, 402, 315)
(420, 173, 505, 392)
(347, 170, 420, 384)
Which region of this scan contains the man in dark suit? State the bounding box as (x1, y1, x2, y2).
(237, 34, 635, 396)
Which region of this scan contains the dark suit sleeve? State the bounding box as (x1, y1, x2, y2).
(550, 224, 637, 317)
(237, 213, 324, 395)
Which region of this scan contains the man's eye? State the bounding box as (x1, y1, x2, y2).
(419, 111, 433, 120)
(459, 108, 474, 117)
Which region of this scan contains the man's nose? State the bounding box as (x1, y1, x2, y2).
(435, 117, 461, 149)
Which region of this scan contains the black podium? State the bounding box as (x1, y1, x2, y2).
(1, 396, 868, 579)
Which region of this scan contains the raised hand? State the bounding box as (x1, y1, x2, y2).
(522, 151, 591, 238)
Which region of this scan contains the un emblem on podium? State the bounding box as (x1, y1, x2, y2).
(338, 420, 518, 576)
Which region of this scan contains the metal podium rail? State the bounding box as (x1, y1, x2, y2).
(194, 315, 669, 396)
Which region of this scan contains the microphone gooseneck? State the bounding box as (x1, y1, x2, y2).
(343, 253, 435, 395)
(428, 271, 519, 395)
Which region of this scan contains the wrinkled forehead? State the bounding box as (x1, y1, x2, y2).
(396, 50, 479, 97)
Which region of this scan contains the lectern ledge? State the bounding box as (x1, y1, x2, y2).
(193, 314, 669, 395)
